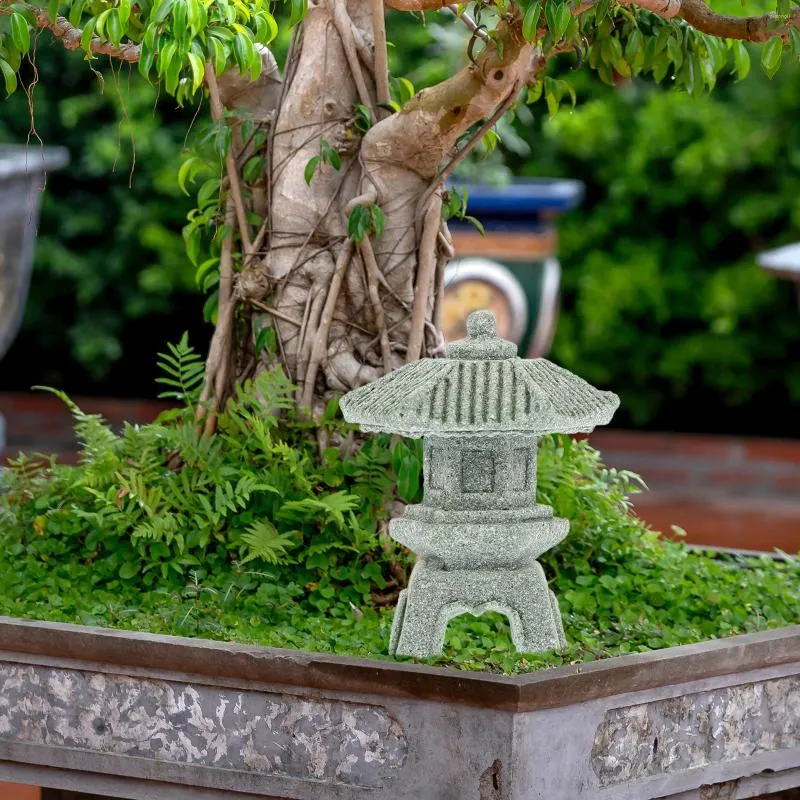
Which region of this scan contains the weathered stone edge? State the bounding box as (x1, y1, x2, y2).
(0, 616, 798, 713)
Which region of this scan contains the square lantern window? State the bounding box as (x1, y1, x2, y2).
(461, 450, 494, 493)
(508, 449, 530, 491)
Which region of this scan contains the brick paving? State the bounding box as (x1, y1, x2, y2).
(587, 429, 800, 553)
(2, 392, 799, 554)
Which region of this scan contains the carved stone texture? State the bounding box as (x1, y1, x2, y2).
(591, 675, 800, 787)
(0, 663, 407, 788)
(340, 309, 619, 659)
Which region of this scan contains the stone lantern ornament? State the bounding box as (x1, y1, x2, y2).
(340, 310, 620, 659)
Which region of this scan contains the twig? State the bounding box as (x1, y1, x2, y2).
(433, 222, 452, 332)
(197, 197, 236, 436)
(360, 238, 392, 373)
(24, 7, 140, 62)
(332, 0, 374, 115)
(385, 0, 447, 10)
(406, 192, 442, 362)
(300, 239, 356, 409)
(371, 0, 391, 119)
(249, 298, 303, 327)
(205, 63, 253, 254)
(444, 5, 490, 42)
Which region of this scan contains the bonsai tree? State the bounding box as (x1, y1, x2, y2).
(0, 0, 798, 426)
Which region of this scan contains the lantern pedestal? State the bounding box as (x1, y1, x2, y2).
(389, 560, 567, 659)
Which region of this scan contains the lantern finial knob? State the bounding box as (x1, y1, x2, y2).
(466, 309, 496, 338)
(446, 309, 517, 359)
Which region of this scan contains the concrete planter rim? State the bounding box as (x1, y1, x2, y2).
(1, 615, 798, 714)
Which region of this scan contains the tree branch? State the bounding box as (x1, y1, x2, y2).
(616, 0, 799, 41)
(26, 7, 140, 62)
(675, 0, 798, 41)
(444, 5, 491, 42)
(384, 0, 446, 10)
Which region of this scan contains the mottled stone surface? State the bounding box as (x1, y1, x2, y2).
(0, 662, 407, 787)
(591, 675, 800, 787)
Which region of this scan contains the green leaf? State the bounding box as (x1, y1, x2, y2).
(761, 35, 783, 78)
(396, 76, 415, 103)
(0, 59, 17, 96)
(10, 13, 30, 55)
(666, 35, 683, 70)
(625, 28, 644, 71)
(194, 257, 220, 289)
(347, 205, 369, 242)
(68, 0, 86, 27)
(158, 39, 178, 77)
(107, 10, 123, 48)
(171, 0, 187, 39)
(118, 0, 131, 25)
(464, 215, 485, 236)
(790, 27, 800, 60)
(259, 11, 278, 43)
(188, 51, 205, 93)
(731, 40, 750, 81)
(94, 8, 112, 38)
(369, 204, 385, 238)
(209, 37, 227, 76)
(233, 32, 254, 74)
(522, 1, 542, 41)
(353, 104, 372, 133)
(320, 140, 341, 170)
(119, 562, 139, 580)
(80, 17, 96, 54)
(545, 0, 571, 42)
(288, 0, 307, 27)
(526, 80, 543, 104)
(138, 36, 155, 79)
(48, 0, 59, 24)
(304, 155, 320, 185)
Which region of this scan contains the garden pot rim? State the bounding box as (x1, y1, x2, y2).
(0, 145, 69, 179)
(1, 615, 798, 713)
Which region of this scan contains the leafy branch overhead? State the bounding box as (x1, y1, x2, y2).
(0, 0, 797, 101)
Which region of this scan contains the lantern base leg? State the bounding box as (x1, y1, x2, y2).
(389, 561, 566, 659)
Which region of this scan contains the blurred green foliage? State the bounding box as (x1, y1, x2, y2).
(514, 57, 800, 430)
(0, 42, 199, 393)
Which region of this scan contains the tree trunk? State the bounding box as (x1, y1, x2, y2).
(201, 0, 536, 422)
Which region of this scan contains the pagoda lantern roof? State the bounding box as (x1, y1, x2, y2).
(339, 310, 619, 438)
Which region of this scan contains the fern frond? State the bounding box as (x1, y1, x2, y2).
(155, 333, 205, 404)
(33, 386, 119, 468)
(239, 521, 297, 565)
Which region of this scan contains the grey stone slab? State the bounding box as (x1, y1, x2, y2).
(0, 662, 406, 788)
(591, 675, 800, 788)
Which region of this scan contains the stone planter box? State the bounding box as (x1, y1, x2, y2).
(0, 616, 799, 799)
